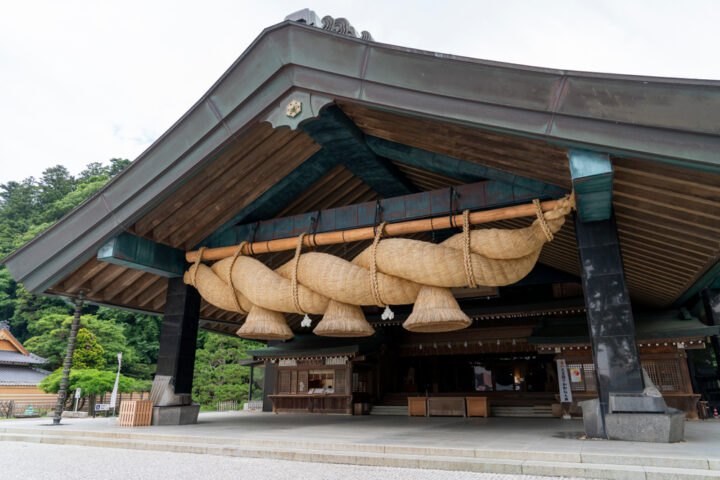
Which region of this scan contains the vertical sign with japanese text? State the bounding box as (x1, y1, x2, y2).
(556, 359, 573, 403)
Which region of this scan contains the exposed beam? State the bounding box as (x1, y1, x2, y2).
(97, 232, 186, 277)
(365, 136, 563, 194)
(201, 180, 565, 250)
(301, 105, 417, 197)
(199, 318, 244, 328)
(200, 149, 339, 249)
(568, 149, 613, 222)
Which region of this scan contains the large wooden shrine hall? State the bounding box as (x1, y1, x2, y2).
(3, 10, 720, 440)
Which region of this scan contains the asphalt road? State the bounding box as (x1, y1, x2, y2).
(0, 441, 587, 480)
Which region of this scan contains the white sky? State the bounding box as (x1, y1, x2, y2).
(1, 0, 719, 185)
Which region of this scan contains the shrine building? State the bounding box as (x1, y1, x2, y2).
(3, 10, 719, 440)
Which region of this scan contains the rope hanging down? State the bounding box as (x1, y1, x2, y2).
(533, 199, 554, 242)
(462, 210, 477, 289)
(227, 242, 248, 315)
(370, 222, 394, 320)
(291, 233, 313, 328)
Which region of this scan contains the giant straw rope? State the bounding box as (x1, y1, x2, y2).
(184, 195, 574, 338)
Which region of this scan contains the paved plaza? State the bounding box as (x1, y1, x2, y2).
(1, 412, 719, 479)
(2, 441, 587, 480)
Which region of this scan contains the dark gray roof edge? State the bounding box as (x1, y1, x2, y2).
(4, 20, 720, 295)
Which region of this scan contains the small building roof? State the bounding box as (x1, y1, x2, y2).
(0, 365, 51, 386)
(0, 350, 48, 365)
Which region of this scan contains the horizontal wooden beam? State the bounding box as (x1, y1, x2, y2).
(569, 149, 613, 222)
(97, 232, 185, 277)
(188, 197, 569, 262)
(204, 180, 566, 249)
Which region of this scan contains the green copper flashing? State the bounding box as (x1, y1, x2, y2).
(568, 149, 613, 222)
(97, 232, 186, 277)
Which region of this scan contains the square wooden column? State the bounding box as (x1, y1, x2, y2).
(150, 277, 201, 424)
(575, 215, 644, 417)
(156, 277, 201, 394)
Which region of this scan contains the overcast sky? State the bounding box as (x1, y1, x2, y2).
(1, 0, 718, 185)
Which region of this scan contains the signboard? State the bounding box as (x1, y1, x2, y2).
(556, 359, 573, 403)
(569, 366, 582, 383)
(74, 388, 82, 399)
(94, 404, 111, 412)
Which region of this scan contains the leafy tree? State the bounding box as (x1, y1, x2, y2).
(24, 313, 138, 373)
(192, 333, 263, 406)
(72, 328, 105, 369)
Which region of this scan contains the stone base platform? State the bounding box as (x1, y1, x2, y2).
(151, 404, 199, 425)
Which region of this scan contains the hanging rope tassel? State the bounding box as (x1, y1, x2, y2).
(292, 233, 312, 327)
(371, 222, 394, 321)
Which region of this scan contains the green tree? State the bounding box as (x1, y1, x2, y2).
(39, 368, 152, 411)
(23, 313, 137, 372)
(72, 328, 105, 369)
(192, 333, 263, 406)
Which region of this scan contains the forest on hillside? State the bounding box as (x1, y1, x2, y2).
(0, 160, 262, 406)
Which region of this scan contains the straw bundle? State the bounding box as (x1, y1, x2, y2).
(403, 286, 472, 332)
(236, 305, 293, 340)
(313, 300, 375, 337)
(184, 196, 574, 335)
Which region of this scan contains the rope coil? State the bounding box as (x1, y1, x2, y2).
(533, 199, 554, 242)
(462, 210, 477, 288)
(227, 242, 248, 314)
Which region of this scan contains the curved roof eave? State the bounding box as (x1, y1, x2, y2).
(3, 20, 720, 295)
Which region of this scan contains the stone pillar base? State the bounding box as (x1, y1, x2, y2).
(151, 404, 200, 425)
(605, 410, 685, 443)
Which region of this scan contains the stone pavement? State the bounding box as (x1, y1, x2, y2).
(1, 412, 719, 479)
(3, 441, 587, 480)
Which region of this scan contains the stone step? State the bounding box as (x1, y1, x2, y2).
(491, 406, 554, 418)
(1, 431, 718, 479)
(369, 406, 408, 416)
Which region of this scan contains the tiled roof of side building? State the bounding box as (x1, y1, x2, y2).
(0, 365, 51, 386)
(0, 350, 48, 365)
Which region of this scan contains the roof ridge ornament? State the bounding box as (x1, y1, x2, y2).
(285, 9, 374, 41)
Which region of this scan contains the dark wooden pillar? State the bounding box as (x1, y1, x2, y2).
(262, 361, 276, 412)
(575, 215, 644, 417)
(156, 277, 201, 395)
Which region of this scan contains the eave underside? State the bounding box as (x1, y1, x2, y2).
(45, 103, 720, 336)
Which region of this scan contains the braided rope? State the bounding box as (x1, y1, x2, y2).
(370, 222, 387, 307)
(291, 233, 307, 314)
(533, 199, 554, 242)
(226, 241, 248, 314)
(191, 247, 206, 288)
(462, 210, 477, 288)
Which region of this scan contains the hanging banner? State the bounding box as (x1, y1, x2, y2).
(110, 352, 122, 410)
(556, 359, 573, 403)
